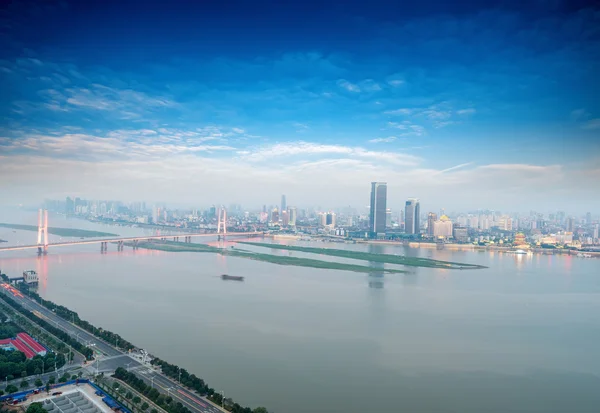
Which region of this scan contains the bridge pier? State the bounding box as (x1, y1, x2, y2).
(100, 241, 108, 253)
(117, 241, 124, 251)
(133, 239, 138, 250)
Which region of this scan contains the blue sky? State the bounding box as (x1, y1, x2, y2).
(1, 0, 599, 212)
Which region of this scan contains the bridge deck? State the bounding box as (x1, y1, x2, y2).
(0, 232, 262, 252)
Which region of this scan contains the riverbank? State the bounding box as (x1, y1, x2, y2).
(357, 239, 600, 257)
(126, 240, 407, 274)
(238, 242, 486, 269)
(0, 223, 118, 238)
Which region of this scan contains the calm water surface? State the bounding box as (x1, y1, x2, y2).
(1, 210, 600, 413)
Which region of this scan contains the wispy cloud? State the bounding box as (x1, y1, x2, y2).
(384, 108, 413, 115)
(456, 108, 476, 115)
(337, 79, 361, 92)
(388, 79, 405, 87)
(368, 136, 397, 143)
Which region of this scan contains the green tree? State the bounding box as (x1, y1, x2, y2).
(48, 376, 55, 385)
(71, 375, 77, 380)
(21, 370, 27, 378)
(141, 402, 149, 411)
(45, 382, 50, 393)
(78, 371, 83, 378)
(58, 376, 67, 383)
(20, 379, 28, 388)
(26, 402, 48, 413)
(5, 384, 18, 394)
(113, 382, 120, 389)
(35, 378, 43, 387)
(6, 374, 14, 381)
(150, 409, 158, 413)
(253, 408, 269, 413)
(132, 396, 141, 405)
(126, 391, 133, 400)
(34, 368, 41, 376)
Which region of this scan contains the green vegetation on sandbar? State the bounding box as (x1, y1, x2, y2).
(127, 241, 407, 274)
(238, 241, 487, 269)
(0, 223, 118, 238)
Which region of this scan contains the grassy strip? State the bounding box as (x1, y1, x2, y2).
(238, 241, 486, 269)
(0, 223, 118, 238)
(128, 241, 407, 274)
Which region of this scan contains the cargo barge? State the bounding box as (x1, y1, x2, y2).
(221, 274, 244, 281)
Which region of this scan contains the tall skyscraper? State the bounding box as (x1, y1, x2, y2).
(427, 212, 437, 236)
(566, 217, 575, 232)
(281, 195, 287, 215)
(271, 208, 279, 224)
(586, 212, 592, 225)
(288, 207, 297, 226)
(405, 198, 420, 235)
(281, 210, 289, 226)
(369, 182, 387, 237)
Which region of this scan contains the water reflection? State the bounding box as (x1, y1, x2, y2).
(367, 244, 385, 289)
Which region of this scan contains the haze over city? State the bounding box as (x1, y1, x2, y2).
(1, 0, 599, 212)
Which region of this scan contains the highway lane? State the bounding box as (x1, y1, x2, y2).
(0, 286, 227, 413)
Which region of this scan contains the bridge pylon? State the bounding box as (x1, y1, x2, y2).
(37, 209, 49, 255)
(217, 207, 227, 238)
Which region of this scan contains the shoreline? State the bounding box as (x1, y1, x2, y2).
(356, 240, 600, 257)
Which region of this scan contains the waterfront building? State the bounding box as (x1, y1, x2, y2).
(427, 212, 437, 236)
(369, 182, 387, 238)
(271, 208, 279, 224)
(433, 215, 453, 238)
(405, 198, 420, 234)
(453, 226, 468, 242)
(288, 207, 297, 226)
(281, 210, 289, 226)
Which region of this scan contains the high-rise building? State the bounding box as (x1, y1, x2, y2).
(271, 208, 279, 224)
(281, 195, 287, 214)
(65, 197, 75, 214)
(326, 212, 336, 228)
(586, 212, 592, 225)
(288, 207, 297, 226)
(405, 198, 420, 235)
(453, 226, 468, 242)
(281, 210, 289, 226)
(369, 182, 387, 237)
(427, 212, 437, 236)
(497, 216, 513, 231)
(433, 215, 453, 238)
(566, 217, 575, 232)
(386, 208, 392, 228)
(593, 224, 599, 241)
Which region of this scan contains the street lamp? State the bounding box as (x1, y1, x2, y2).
(220, 391, 225, 408)
(151, 376, 155, 388)
(125, 362, 132, 372)
(178, 367, 181, 384)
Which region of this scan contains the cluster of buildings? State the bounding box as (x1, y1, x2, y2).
(44, 190, 599, 248)
(0, 332, 47, 359)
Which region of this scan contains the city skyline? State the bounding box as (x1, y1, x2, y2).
(1, 1, 599, 212)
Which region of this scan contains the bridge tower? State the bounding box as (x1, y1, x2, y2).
(217, 207, 227, 240)
(37, 209, 49, 255)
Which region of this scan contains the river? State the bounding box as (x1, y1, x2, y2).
(1, 209, 600, 413)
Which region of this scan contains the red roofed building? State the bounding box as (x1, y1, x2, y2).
(17, 333, 47, 355)
(0, 333, 47, 359)
(11, 339, 36, 358)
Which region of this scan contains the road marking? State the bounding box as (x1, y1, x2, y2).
(177, 389, 208, 408)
